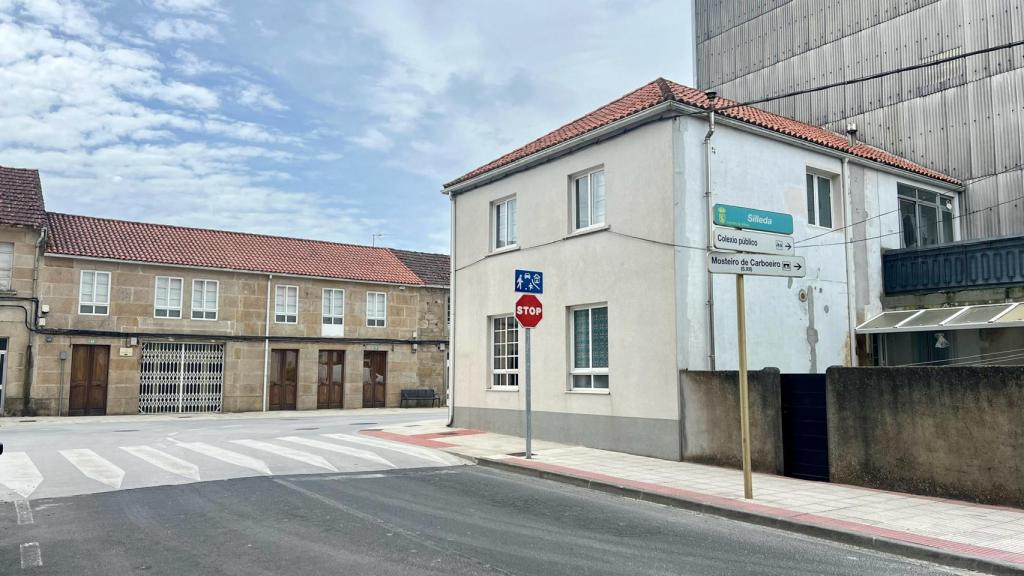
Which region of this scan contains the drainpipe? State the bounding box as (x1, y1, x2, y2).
(704, 92, 717, 371)
(262, 274, 272, 412)
(841, 156, 859, 367)
(21, 226, 47, 415)
(446, 193, 456, 427)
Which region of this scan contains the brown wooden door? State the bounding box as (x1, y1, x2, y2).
(317, 350, 345, 409)
(269, 349, 298, 410)
(362, 351, 387, 408)
(68, 345, 109, 416)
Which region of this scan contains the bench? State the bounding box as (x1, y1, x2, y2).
(400, 388, 441, 408)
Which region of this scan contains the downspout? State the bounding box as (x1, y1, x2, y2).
(446, 193, 456, 427)
(841, 156, 858, 367)
(704, 92, 717, 371)
(262, 274, 272, 412)
(21, 227, 46, 415)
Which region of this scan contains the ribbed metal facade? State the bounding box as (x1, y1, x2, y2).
(696, 0, 1024, 239)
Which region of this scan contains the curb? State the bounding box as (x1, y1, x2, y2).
(471, 456, 1024, 576)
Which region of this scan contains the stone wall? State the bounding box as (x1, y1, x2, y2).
(0, 226, 42, 414)
(827, 366, 1024, 507)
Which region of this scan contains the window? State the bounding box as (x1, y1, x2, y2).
(899, 184, 955, 248)
(0, 242, 12, 291)
(805, 173, 833, 228)
(79, 270, 110, 315)
(154, 277, 183, 318)
(275, 285, 298, 323)
(322, 288, 345, 325)
(366, 292, 387, 327)
(571, 305, 608, 389)
(191, 280, 218, 320)
(574, 168, 606, 230)
(491, 316, 519, 388)
(493, 197, 517, 250)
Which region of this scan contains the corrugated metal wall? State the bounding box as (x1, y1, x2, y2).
(696, 0, 1024, 238)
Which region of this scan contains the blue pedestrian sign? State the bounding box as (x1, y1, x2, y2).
(713, 203, 794, 235)
(515, 269, 543, 294)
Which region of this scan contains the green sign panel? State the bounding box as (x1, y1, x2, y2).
(713, 204, 793, 235)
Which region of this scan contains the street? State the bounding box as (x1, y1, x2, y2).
(0, 412, 988, 575)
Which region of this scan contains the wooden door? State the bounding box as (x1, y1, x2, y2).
(317, 350, 345, 409)
(362, 351, 387, 408)
(68, 345, 109, 416)
(269, 349, 298, 410)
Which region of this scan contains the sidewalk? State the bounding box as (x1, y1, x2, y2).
(367, 419, 1024, 575)
(0, 407, 448, 428)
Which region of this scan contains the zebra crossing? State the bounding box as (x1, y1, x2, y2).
(0, 432, 464, 501)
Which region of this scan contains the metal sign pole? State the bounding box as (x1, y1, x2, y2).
(736, 273, 753, 499)
(524, 327, 532, 459)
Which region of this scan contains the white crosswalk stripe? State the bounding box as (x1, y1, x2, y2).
(277, 436, 396, 468)
(171, 440, 272, 475)
(0, 452, 44, 499)
(326, 433, 460, 466)
(59, 449, 126, 489)
(121, 446, 201, 481)
(229, 439, 338, 472)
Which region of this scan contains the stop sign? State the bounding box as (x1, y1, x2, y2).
(515, 294, 543, 328)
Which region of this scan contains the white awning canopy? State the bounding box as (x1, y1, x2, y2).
(856, 303, 1024, 334)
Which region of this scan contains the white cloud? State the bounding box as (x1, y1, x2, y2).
(173, 48, 229, 75)
(150, 0, 226, 19)
(149, 18, 219, 42)
(237, 80, 287, 111)
(348, 128, 392, 151)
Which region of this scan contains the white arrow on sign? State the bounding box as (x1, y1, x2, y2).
(713, 227, 794, 256)
(708, 252, 806, 278)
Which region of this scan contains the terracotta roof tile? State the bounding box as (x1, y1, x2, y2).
(444, 78, 959, 188)
(0, 166, 46, 228)
(46, 212, 449, 286)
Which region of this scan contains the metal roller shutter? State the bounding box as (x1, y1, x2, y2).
(139, 342, 224, 414)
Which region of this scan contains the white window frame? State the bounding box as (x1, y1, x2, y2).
(154, 276, 184, 319)
(366, 291, 387, 327)
(275, 285, 298, 324)
(0, 242, 12, 292)
(492, 196, 517, 251)
(570, 304, 609, 390)
(898, 183, 957, 248)
(806, 171, 835, 229)
(191, 279, 219, 321)
(490, 315, 520, 389)
(79, 270, 111, 316)
(572, 168, 606, 231)
(322, 288, 345, 335)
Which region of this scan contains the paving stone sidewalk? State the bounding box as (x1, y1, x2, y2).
(368, 419, 1024, 575)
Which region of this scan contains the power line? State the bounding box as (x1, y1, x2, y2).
(896, 345, 1024, 367)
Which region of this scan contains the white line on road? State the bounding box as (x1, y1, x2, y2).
(170, 440, 271, 475)
(20, 542, 42, 569)
(230, 439, 338, 472)
(325, 433, 460, 466)
(14, 499, 33, 525)
(0, 453, 44, 499)
(59, 449, 126, 490)
(277, 436, 396, 468)
(121, 446, 201, 481)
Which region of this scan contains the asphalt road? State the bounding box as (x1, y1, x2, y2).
(1, 463, 986, 575)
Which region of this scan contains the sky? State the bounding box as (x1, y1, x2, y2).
(0, 0, 694, 253)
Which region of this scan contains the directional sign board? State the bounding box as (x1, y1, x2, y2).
(515, 294, 543, 328)
(514, 269, 543, 294)
(708, 252, 806, 278)
(713, 228, 794, 256)
(713, 204, 794, 235)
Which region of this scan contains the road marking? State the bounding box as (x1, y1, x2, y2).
(326, 433, 459, 466)
(14, 500, 33, 525)
(230, 439, 338, 472)
(59, 449, 126, 490)
(121, 446, 201, 481)
(0, 453, 44, 499)
(171, 440, 271, 475)
(277, 436, 396, 468)
(20, 542, 42, 569)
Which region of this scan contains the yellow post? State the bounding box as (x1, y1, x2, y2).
(737, 273, 753, 499)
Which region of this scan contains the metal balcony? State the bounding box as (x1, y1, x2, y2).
(882, 235, 1024, 295)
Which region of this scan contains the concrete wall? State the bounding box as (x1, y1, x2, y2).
(679, 369, 784, 474)
(827, 366, 1024, 507)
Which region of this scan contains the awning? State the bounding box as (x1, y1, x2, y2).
(856, 302, 1024, 334)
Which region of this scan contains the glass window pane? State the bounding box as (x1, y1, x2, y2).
(592, 375, 609, 389)
(900, 308, 965, 328)
(857, 310, 921, 330)
(95, 273, 109, 302)
(495, 202, 506, 247)
(897, 184, 916, 199)
(592, 171, 605, 225)
(323, 291, 331, 316)
(918, 204, 938, 247)
(947, 304, 1015, 325)
(940, 209, 954, 244)
(508, 199, 517, 244)
(817, 177, 832, 228)
(806, 173, 816, 225)
(899, 199, 918, 247)
(95, 305, 107, 315)
(573, 309, 590, 369)
(573, 375, 592, 389)
(576, 176, 590, 229)
(918, 190, 937, 204)
(591, 307, 608, 368)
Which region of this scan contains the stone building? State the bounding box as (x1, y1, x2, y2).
(0, 166, 449, 416)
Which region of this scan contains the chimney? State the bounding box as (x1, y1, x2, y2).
(846, 122, 858, 145)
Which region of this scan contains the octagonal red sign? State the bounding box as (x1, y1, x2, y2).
(515, 294, 543, 328)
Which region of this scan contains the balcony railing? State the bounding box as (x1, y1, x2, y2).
(882, 235, 1024, 295)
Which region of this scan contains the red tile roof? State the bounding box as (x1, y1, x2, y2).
(444, 78, 959, 188)
(45, 213, 449, 286)
(0, 166, 46, 228)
